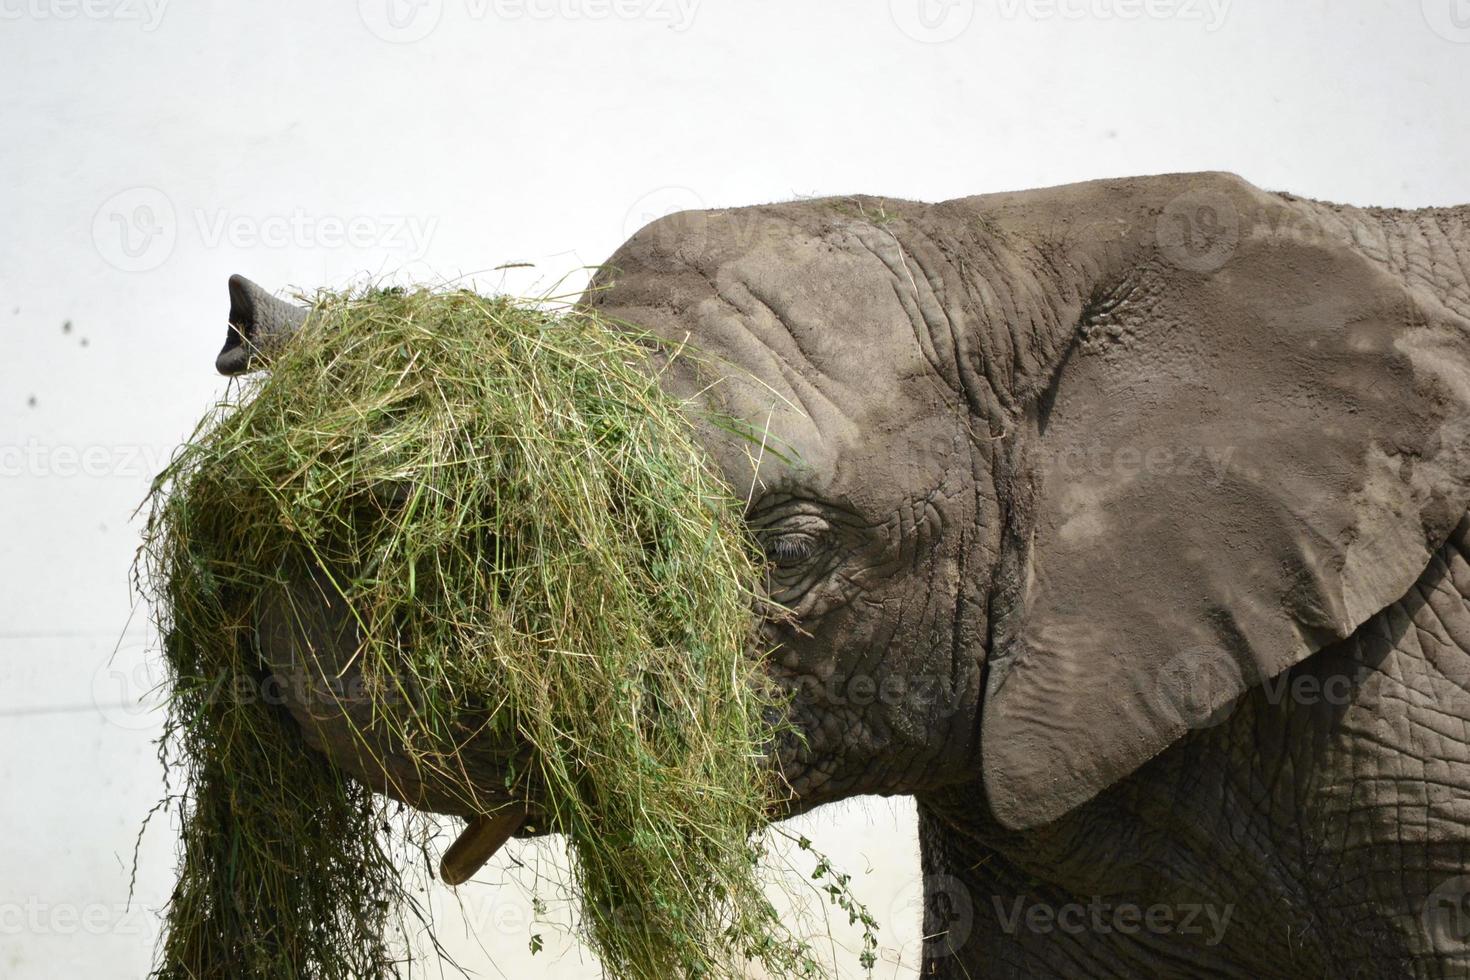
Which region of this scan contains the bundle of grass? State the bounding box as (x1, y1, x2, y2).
(139, 287, 855, 979)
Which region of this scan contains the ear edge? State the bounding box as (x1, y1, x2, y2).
(977, 233, 1470, 832)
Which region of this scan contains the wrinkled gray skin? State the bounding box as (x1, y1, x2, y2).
(227, 173, 1470, 977)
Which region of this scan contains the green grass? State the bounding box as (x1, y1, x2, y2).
(138, 287, 850, 979)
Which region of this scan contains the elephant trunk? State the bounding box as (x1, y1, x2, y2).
(215, 273, 308, 375)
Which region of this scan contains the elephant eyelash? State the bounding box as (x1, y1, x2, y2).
(765, 532, 817, 566)
(753, 513, 835, 602)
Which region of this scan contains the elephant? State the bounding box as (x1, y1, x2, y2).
(217, 171, 1470, 978)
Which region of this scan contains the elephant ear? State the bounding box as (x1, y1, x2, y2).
(980, 188, 1470, 830)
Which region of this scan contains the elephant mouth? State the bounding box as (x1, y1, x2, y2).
(252, 556, 798, 884)
(252, 566, 555, 882)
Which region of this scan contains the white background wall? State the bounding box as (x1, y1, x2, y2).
(1, 1, 1466, 977)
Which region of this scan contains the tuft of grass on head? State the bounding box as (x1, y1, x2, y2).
(139, 286, 843, 979)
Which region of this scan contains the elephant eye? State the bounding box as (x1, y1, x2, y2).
(753, 511, 835, 603)
(765, 531, 816, 566)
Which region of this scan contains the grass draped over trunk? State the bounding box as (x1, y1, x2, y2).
(139, 287, 830, 979)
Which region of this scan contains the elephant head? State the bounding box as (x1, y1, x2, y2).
(578, 172, 1470, 828)
(220, 171, 1470, 973)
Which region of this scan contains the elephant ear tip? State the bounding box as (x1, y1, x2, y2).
(980, 697, 1105, 832)
(982, 764, 1072, 831)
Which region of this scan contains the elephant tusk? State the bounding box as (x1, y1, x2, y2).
(439, 808, 528, 886)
